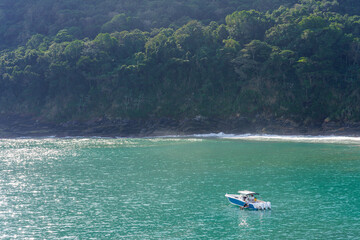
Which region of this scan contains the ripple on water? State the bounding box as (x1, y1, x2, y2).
(0, 138, 359, 239)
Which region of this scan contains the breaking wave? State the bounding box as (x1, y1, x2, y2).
(158, 132, 360, 144)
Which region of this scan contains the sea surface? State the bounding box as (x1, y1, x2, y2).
(0, 135, 359, 239)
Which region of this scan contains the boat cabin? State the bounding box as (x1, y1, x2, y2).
(237, 190, 259, 202)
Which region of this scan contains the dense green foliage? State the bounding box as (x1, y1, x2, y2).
(0, 0, 298, 50)
(1, 0, 360, 124)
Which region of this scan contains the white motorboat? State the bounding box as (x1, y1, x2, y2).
(225, 190, 271, 210)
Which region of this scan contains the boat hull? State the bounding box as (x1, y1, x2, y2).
(225, 194, 257, 210)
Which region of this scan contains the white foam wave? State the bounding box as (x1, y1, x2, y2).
(9, 132, 360, 144)
(226, 134, 360, 144)
(158, 132, 360, 144)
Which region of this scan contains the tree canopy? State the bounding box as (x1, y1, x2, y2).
(1, 0, 360, 125)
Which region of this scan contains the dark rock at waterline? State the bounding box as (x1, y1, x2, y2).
(1, 114, 360, 138)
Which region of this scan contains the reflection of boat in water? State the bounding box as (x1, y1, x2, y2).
(225, 190, 271, 210)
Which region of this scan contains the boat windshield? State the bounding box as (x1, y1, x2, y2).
(237, 190, 259, 195)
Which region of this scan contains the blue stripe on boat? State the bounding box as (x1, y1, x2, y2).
(227, 197, 245, 206)
(226, 195, 257, 210)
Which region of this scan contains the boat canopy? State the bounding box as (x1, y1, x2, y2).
(237, 190, 259, 195)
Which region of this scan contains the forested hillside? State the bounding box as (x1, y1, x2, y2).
(1, 0, 360, 128)
(0, 0, 298, 50)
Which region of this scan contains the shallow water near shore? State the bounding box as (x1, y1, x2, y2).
(0, 136, 359, 239)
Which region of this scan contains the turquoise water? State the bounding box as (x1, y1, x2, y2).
(0, 137, 359, 239)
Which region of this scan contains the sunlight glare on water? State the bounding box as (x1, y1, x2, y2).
(0, 137, 359, 239)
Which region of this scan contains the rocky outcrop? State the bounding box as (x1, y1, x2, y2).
(1, 114, 360, 138)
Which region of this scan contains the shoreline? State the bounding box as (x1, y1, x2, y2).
(2, 114, 360, 139)
(3, 133, 360, 146)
